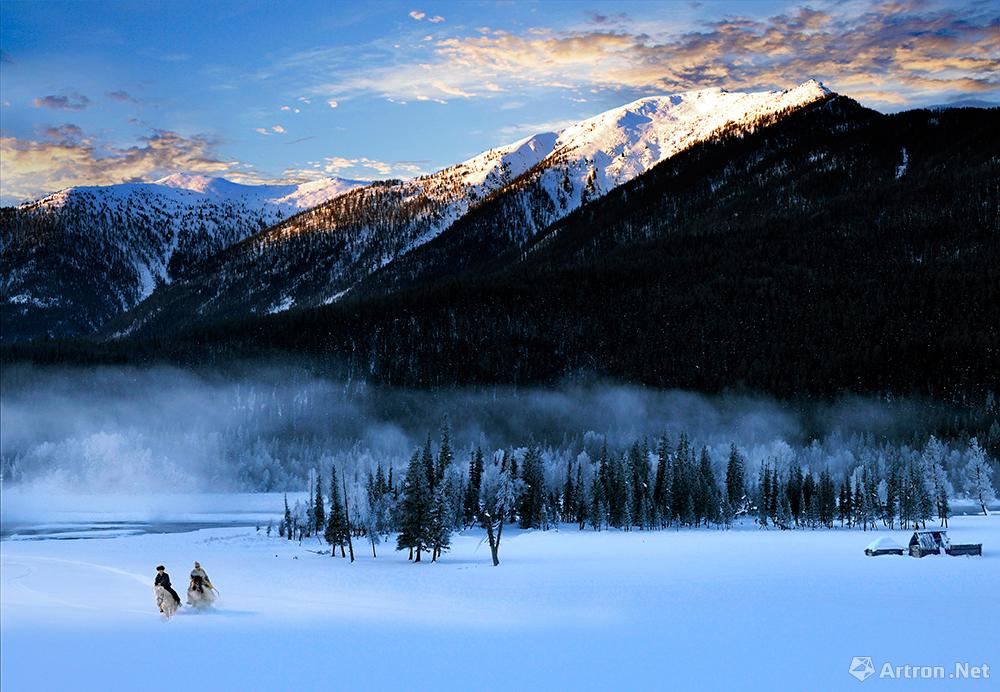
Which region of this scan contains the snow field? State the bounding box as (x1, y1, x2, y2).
(2, 512, 997, 691)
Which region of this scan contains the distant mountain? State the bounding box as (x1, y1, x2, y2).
(0, 175, 364, 341)
(927, 99, 998, 110)
(104, 81, 831, 338)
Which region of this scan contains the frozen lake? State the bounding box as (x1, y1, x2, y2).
(0, 491, 296, 540)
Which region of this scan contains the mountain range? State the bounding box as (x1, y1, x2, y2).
(4, 80, 828, 341)
(2, 81, 997, 396)
(1, 174, 363, 341)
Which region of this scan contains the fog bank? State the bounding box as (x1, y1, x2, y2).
(0, 364, 985, 494)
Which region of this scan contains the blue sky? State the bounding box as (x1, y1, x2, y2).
(1, 0, 996, 203)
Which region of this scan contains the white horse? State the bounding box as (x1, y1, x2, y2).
(186, 577, 217, 609)
(154, 585, 180, 619)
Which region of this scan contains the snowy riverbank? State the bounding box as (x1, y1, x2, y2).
(2, 509, 996, 691)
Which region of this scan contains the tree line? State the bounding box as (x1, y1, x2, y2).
(276, 426, 997, 566)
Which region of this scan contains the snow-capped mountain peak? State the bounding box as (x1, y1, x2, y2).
(154, 173, 233, 194)
(537, 79, 831, 203)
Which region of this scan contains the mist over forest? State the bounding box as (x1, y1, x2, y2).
(2, 364, 997, 498)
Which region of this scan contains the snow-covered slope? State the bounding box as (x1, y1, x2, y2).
(108, 81, 830, 337)
(533, 79, 830, 210)
(1, 176, 365, 341)
(361, 80, 834, 295)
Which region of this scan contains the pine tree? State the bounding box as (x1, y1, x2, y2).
(837, 480, 847, 527)
(305, 475, 315, 537)
(518, 446, 546, 529)
(653, 436, 672, 528)
(802, 472, 815, 528)
(397, 449, 433, 561)
(672, 435, 694, 526)
(562, 458, 576, 524)
(573, 462, 588, 530)
(313, 472, 325, 539)
(422, 436, 436, 490)
(364, 471, 382, 558)
(842, 474, 853, 528)
(695, 447, 720, 526)
(885, 463, 899, 529)
(806, 478, 820, 528)
(818, 469, 835, 528)
(437, 420, 454, 483)
(853, 475, 865, 530)
(758, 461, 771, 528)
(769, 467, 780, 523)
(725, 444, 746, 516)
(776, 488, 791, 530)
(627, 442, 652, 529)
(429, 479, 453, 561)
(787, 463, 803, 526)
(589, 460, 608, 531)
(462, 448, 484, 528)
(281, 493, 292, 539)
(863, 468, 880, 531)
(324, 466, 349, 557)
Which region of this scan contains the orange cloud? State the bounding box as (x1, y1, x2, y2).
(307, 1, 998, 110)
(1, 126, 240, 201)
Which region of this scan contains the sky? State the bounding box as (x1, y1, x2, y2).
(0, 0, 996, 204)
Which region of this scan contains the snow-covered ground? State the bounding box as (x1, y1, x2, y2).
(1, 500, 996, 691)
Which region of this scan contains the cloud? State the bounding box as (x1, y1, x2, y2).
(255, 127, 271, 136)
(587, 11, 628, 26)
(271, 125, 286, 133)
(428, 15, 444, 23)
(326, 99, 339, 108)
(33, 92, 90, 111)
(107, 90, 140, 104)
(290, 1, 1000, 110)
(409, 10, 426, 21)
(499, 118, 579, 138)
(1, 125, 242, 201)
(283, 154, 429, 182)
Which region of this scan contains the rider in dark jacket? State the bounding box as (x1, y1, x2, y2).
(154, 566, 182, 605)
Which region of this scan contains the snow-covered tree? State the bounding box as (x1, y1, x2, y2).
(963, 438, 996, 516)
(479, 454, 523, 566)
